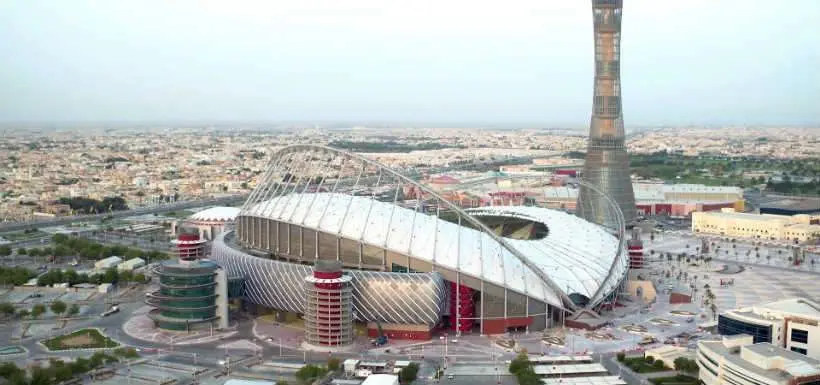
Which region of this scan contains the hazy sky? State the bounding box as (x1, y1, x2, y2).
(1, 0, 819, 126)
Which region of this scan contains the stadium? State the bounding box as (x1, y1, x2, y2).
(211, 145, 628, 338)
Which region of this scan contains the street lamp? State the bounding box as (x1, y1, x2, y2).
(439, 335, 449, 369)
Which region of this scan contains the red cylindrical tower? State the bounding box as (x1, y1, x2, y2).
(304, 261, 353, 347)
(627, 227, 644, 269)
(172, 227, 207, 261)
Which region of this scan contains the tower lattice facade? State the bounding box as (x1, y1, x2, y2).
(577, 0, 637, 229)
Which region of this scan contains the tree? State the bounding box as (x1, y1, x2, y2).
(67, 304, 80, 317)
(645, 356, 655, 364)
(617, 352, 626, 362)
(29, 365, 52, 385)
(515, 367, 540, 385)
(653, 360, 666, 370)
(16, 308, 29, 318)
(508, 352, 531, 375)
(327, 357, 340, 372)
(674, 357, 698, 373)
(0, 245, 11, 256)
(70, 358, 89, 375)
(89, 352, 106, 369)
(52, 234, 69, 244)
(119, 270, 133, 284)
(50, 300, 67, 316)
(0, 362, 25, 380)
(31, 304, 46, 319)
(114, 347, 139, 360)
(295, 364, 327, 385)
(101, 268, 119, 284)
(16, 247, 26, 255)
(398, 363, 419, 384)
(64, 269, 79, 285)
(0, 302, 15, 317)
(133, 273, 147, 283)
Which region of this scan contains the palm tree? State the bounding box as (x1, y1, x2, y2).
(710, 303, 718, 320)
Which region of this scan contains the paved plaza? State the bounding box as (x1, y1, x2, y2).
(123, 306, 238, 345)
(647, 232, 820, 308)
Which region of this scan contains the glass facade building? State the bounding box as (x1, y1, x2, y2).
(718, 314, 773, 344)
(146, 260, 228, 331)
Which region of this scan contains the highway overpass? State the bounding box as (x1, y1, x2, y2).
(0, 194, 248, 233)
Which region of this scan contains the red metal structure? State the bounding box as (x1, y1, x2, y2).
(449, 282, 474, 332)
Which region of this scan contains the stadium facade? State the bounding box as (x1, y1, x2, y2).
(211, 145, 628, 336)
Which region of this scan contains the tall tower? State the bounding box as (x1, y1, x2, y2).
(577, 0, 637, 229)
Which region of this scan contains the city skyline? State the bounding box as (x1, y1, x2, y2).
(1, 0, 819, 126)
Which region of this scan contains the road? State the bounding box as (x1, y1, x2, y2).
(0, 194, 248, 233)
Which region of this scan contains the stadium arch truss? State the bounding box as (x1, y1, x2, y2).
(211, 145, 627, 332)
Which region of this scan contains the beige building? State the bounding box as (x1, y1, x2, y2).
(692, 209, 820, 242)
(697, 335, 820, 385)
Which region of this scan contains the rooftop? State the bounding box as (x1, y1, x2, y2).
(360, 374, 398, 385)
(540, 376, 626, 385)
(699, 338, 820, 382)
(189, 206, 240, 222)
(244, 192, 626, 307)
(697, 211, 795, 222)
(757, 298, 820, 319)
(760, 197, 820, 212)
(224, 379, 276, 385)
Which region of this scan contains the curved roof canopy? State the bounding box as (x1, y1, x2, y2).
(189, 206, 240, 222)
(243, 193, 626, 308)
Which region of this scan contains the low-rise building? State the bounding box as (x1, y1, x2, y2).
(360, 374, 398, 385)
(692, 209, 820, 242)
(718, 298, 820, 359)
(98, 283, 113, 293)
(95, 256, 123, 270)
(540, 183, 744, 217)
(697, 335, 820, 385)
(117, 257, 146, 271)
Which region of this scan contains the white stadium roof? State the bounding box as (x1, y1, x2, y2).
(189, 206, 240, 222)
(244, 193, 626, 307)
